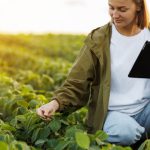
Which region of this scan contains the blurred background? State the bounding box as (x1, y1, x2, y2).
(0, 1, 150, 149)
(0, 0, 149, 34)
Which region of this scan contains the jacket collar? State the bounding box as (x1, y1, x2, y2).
(84, 22, 112, 58)
(85, 22, 150, 57)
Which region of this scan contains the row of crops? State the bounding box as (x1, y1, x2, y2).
(0, 33, 149, 150)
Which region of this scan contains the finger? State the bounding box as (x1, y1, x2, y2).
(36, 108, 45, 118)
(41, 116, 52, 121)
(43, 108, 54, 117)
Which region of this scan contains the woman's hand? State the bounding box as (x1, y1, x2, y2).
(36, 100, 59, 120)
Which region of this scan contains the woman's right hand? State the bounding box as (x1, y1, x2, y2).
(36, 100, 59, 120)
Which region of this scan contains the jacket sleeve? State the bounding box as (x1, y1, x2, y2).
(51, 37, 95, 113)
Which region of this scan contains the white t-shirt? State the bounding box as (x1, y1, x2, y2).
(108, 24, 150, 116)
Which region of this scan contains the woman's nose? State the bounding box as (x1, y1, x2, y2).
(112, 10, 120, 18)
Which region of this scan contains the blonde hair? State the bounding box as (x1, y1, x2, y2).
(134, 0, 150, 28)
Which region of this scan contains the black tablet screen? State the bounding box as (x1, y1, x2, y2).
(128, 41, 150, 78)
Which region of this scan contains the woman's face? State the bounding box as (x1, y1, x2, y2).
(108, 0, 140, 29)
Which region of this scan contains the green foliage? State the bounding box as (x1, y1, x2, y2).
(138, 139, 150, 150)
(0, 33, 148, 150)
(0, 141, 9, 150)
(75, 131, 90, 149)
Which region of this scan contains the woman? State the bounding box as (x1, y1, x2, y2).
(37, 0, 150, 146)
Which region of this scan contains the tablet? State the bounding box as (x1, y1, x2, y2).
(128, 41, 150, 78)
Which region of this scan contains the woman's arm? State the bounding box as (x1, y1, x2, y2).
(51, 44, 95, 113)
(37, 40, 95, 119)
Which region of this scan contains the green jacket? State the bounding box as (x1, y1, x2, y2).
(52, 22, 112, 133)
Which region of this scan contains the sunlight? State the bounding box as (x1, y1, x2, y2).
(0, 0, 149, 34)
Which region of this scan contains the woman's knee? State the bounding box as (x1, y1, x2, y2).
(105, 122, 145, 145)
(103, 111, 145, 145)
(117, 126, 142, 145)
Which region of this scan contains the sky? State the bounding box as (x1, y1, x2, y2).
(0, 0, 149, 34)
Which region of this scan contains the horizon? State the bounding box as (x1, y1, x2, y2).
(0, 0, 149, 34)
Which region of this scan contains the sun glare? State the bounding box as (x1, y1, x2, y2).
(0, 0, 149, 34)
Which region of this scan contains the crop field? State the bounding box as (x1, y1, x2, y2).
(0, 33, 149, 150)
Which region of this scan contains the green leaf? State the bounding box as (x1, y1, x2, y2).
(29, 100, 38, 108)
(46, 139, 58, 148)
(38, 127, 50, 139)
(35, 139, 46, 146)
(15, 141, 31, 150)
(37, 95, 48, 103)
(75, 132, 90, 149)
(89, 145, 100, 150)
(27, 123, 40, 133)
(2, 134, 14, 143)
(48, 118, 61, 133)
(1, 123, 16, 132)
(55, 140, 70, 150)
(21, 85, 34, 94)
(138, 139, 150, 150)
(0, 141, 9, 150)
(17, 100, 29, 108)
(15, 115, 26, 123)
(94, 130, 108, 141)
(111, 145, 131, 150)
(31, 128, 41, 143)
(65, 126, 82, 138)
(95, 138, 106, 146)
